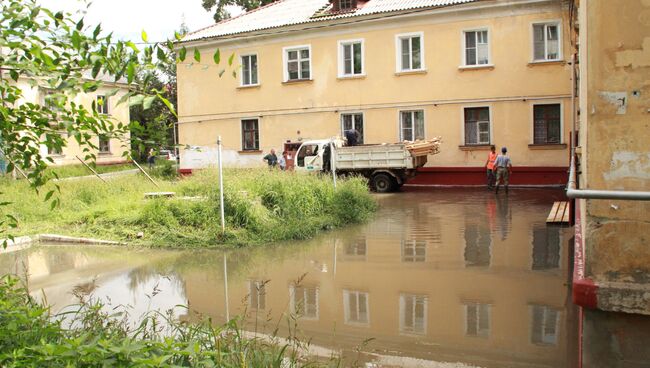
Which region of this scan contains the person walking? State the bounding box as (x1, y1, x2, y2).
(263, 149, 278, 169)
(485, 145, 497, 190)
(493, 147, 512, 194)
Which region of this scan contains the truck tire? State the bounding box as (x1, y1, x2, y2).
(372, 173, 395, 193)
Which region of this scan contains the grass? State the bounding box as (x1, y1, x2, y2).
(42, 162, 136, 179)
(0, 274, 338, 367)
(0, 169, 377, 248)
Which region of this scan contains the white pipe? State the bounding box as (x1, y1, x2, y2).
(330, 141, 337, 188)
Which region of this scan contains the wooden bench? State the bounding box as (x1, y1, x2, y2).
(546, 201, 570, 224)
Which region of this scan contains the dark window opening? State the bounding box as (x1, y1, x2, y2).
(533, 104, 561, 144)
(241, 119, 259, 151)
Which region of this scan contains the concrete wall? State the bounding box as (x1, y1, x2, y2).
(177, 0, 572, 172)
(15, 79, 131, 166)
(576, 0, 650, 313)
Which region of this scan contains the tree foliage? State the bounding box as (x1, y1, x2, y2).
(201, 0, 275, 22)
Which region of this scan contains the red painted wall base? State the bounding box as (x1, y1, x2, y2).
(407, 166, 568, 186)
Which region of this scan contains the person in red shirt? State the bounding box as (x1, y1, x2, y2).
(485, 145, 497, 190)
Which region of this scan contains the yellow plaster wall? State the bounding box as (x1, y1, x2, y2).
(178, 2, 572, 168)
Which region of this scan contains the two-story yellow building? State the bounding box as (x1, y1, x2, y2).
(177, 0, 573, 185)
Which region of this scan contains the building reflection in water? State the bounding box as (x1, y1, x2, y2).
(0, 190, 577, 367)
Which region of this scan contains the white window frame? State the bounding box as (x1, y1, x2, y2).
(289, 285, 319, 320)
(530, 100, 564, 145)
(337, 39, 365, 78)
(463, 302, 491, 338)
(240, 53, 259, 87)
(343, 289, 370, 326)
(398, 109, 426, 142)
(96, 95, 109, 115)
(340, 111, 364, 144)
(530, 305, 560, 346)
(531, 20, 562, 62)
(395, 32, 426, 73)
(461, 105, 493, 146)
(461, 27, 492, 67)
(282, 44, 312, 82)
(399, 294, 428, 335)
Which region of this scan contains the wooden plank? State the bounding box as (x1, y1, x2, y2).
(546, 201, 561, 223)
(562, 202, 571, 223)
(554, 202, 567, 222)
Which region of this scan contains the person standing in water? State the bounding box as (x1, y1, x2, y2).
(493, 147, 512, 194)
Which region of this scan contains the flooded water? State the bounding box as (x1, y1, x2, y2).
(0, 189, 577, 367)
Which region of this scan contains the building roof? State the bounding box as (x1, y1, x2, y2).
(183, 0, 480, 42)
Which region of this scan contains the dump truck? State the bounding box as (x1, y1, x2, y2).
(293, 138, 441, 192)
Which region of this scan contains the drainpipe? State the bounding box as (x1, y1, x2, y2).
(567, 153, 650, 200)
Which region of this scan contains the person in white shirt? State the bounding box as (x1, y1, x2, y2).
(493, 147, 512, 194)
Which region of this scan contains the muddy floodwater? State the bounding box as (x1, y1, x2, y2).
(0, 189, 578, 367)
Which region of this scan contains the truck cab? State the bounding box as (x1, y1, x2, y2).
(294, 139, 342, 173)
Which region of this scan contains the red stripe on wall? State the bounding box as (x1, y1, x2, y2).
(407, 166, 568, 186)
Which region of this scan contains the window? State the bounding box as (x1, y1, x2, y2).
(532, 225, 560, 270)
(98, 135, 110, 153)
(401, 240, 426, 262)
(241, 119, 259, 151)
(290, 285, 319, 320)
(342, 237, 367, 261)
(296, 143, 319, 167)
(533, 23, 560, 61)
(48, 144, 63, 156)
(399, 294, 427, 334)
(396, 33, 424, 72)
(339, 0, 353, 10)
(533, 104, 561, 144)
(464, 30, 489, 66)
(399, 110, 425, 141)
(465, 302, 490, 338)
(341, 113, 364, 144)
(248, 280, 266, 310)
(343, 290, 369, 325)
(96, 95, 109, 115)
(284, 46, 311, 81)
(338, 40, 364, 77)
(241, 54, 258, 86)
(531, 305, 559, 345)
(464, 107, 490, 145)
(464, 222, 491, 267)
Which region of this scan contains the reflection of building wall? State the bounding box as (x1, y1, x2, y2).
(181, 195, 572, 367)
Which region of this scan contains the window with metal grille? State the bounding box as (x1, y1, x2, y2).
(399, 110, 424, 141)
(241, 119, 259, 151)
(464, 107, 490, 145)
(533, 104, 561, 144)
(241, 54, 258, 86)
(285, 47, 310, 81)
(464, 30, 489, 65)
(533, 23, 560, 61)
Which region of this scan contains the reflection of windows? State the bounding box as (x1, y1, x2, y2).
(290, 285, 318, 320)
(465, 302, 490, 338)
(343, 290, 369, 325)
(400, 294, 427, 335)
(248, 280, 266, 310)
(531, 305, 559, 345)
(343, 237, 367, 261)
(464, 223, 491, 267)
(401, 240, 426, 262)
(532, 226, 560, 270)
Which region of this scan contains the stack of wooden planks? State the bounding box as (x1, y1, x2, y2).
(546, 201, 570, 224)
(404, 137, 442, 157)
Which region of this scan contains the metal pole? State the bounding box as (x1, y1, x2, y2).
(75, 155, 107, 183)
(132, 158, 160, 189)
(223, 253, 230, 321)
(330, 141, 337, 188)
(217, 136, 225, 234)
(172, 122, 178, 174)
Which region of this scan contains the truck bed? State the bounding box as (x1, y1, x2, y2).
(335, 143, 425, 170)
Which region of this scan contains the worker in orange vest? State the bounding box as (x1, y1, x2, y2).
(485, 145, 497, 190)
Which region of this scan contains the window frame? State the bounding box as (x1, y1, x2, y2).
(463, 302, 491, 338)
(96, 95, 109, 115)
(394, 32, 426, 73)
(240, 53, 259, 87)
(398, 109, 426, 142)
(461, 105, 492, 146)
(337, 38, 365, 78)
(530, 304, 560, 346)
(530, 101, 563, 145)
(461, 27, 492, 67)
(340, 112, 365, 144)
(531, 20, 563, 62)
(343, 289, 370, 326)
(248, 280, 266, 310)
(98, 135, 111, 154)
(282, 44, 312, 82)
(240, 118, 260, 151)
(289, 285, 319, 320)
(399, 294, 428, 335)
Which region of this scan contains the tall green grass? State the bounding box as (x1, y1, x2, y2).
(0, 275, 337, 367)
(0, 169, 377, 248)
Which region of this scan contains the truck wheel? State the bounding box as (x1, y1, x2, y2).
(372, 173, 394, 193)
